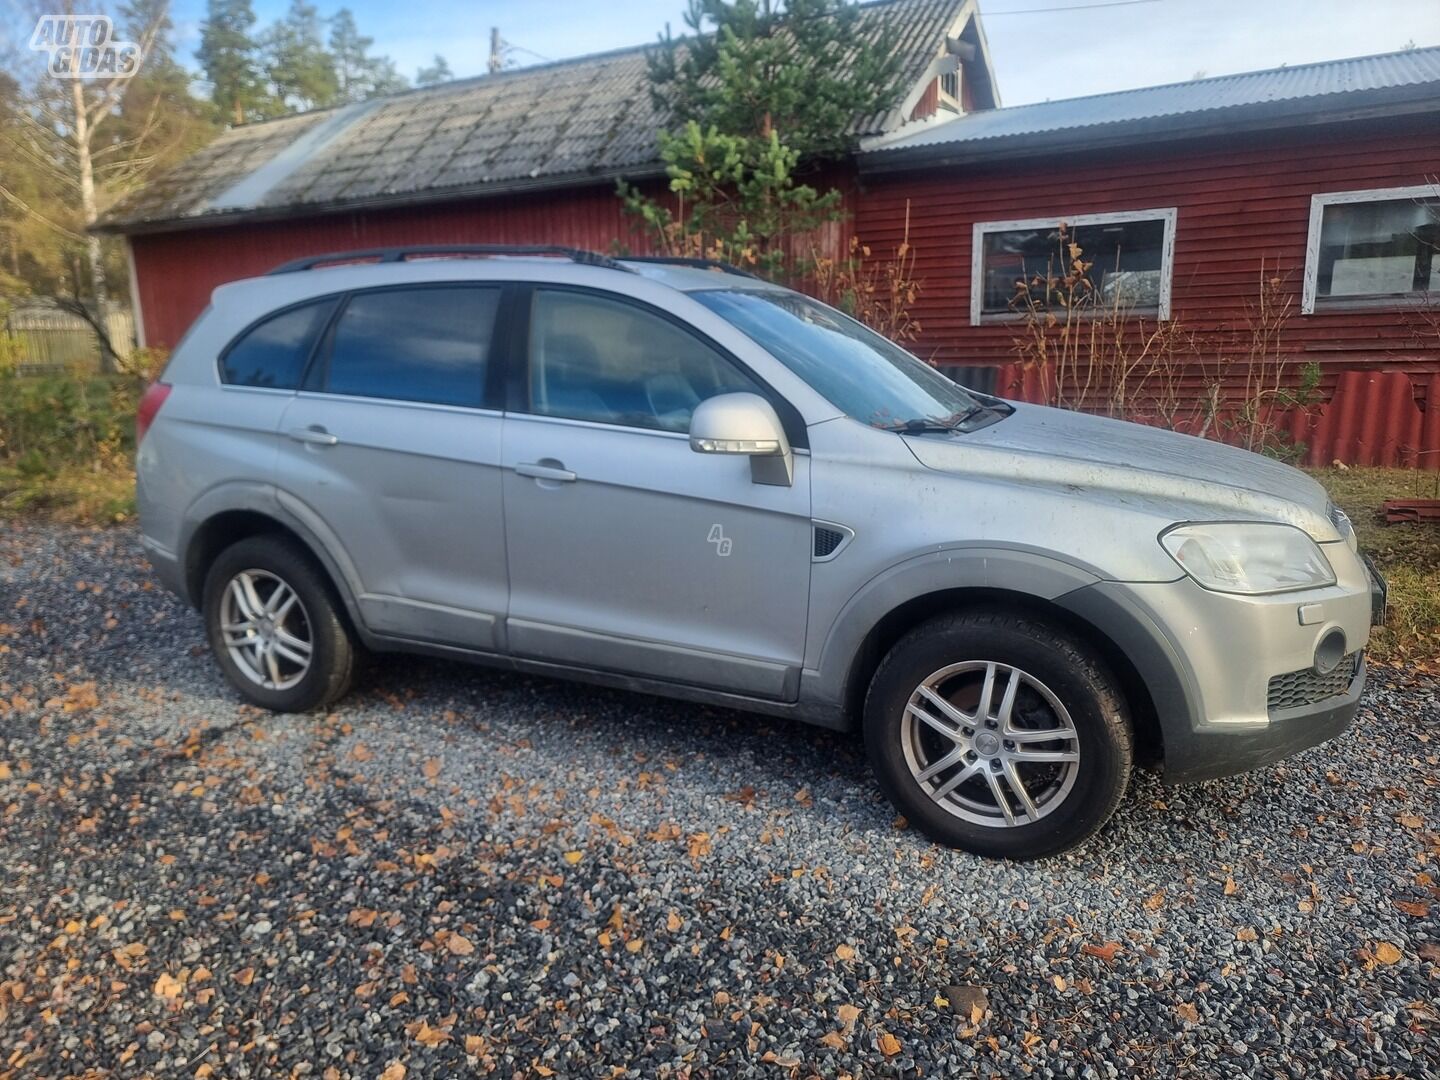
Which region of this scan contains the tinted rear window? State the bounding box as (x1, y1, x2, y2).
(322, 287, 500, 408)
(220, 299, 336, 389)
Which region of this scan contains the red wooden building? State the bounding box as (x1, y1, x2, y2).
(98, 0, 1440, 466)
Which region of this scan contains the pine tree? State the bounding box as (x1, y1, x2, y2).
(330, 8, 409, 103)
(622, 0, 906, 280)
(197, 0, 272, 124)
(416, 55, 453, 87)
(263, 0, 340, 112)
(648, 0, 904, 158)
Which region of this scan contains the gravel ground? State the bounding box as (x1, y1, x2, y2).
(1, 522, 1438, 1080)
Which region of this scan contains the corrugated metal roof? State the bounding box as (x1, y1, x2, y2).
(864, 45, 1440, 161)
(100, 0, 966, 232)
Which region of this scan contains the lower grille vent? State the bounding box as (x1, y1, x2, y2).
(1267, 653, 1361, 712)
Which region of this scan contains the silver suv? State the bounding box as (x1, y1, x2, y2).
(136, 246, 1384, 859)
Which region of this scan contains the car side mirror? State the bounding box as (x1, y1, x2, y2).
(689, 392, 794, 487)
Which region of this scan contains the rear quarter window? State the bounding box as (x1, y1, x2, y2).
(220, 299, 337, 389)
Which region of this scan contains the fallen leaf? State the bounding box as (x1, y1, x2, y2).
(1374, 941, 1403, 964)
(378, 1063, 405, 1080)
(819, 1031, 846, 1049)
(1051, 974, 1067, 992)
(835, 943, 855, 961)
(562, 851, 583, 865)
(666, 912, 682, 932)
(447, 933, 475, 956)
(233, 967, 255, 986)
(1143, 890, 1166, 912)
(351, 744, 373, 762)
(464, 1035, 484, 1054)
(1236, 928, 1258, 943)
(1397, 814, 1424, 829)
(878, 1032, 901, 1056)
(1223, 877, 1238, 896)
(1418, 943, 1440, 962)
(836, 1003, 861, 1029)
(1175, 1002, 1199, 1023)
(422, 758, 441, 779)
(415, 1021, 449, 1047)
(153, 972, 183, 1000)
(1394, 900, 1431, 918)
(1082, 941, 1123, 962)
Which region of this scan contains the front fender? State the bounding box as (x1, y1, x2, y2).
(800, 544, 1105, 726)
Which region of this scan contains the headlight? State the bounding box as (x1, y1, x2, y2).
(1160, 522, 1336, 595)
(1328, 502, 1359, 552)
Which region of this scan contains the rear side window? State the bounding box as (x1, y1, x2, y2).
(220, 299, 336, 389)
(321, 287, 500, 408)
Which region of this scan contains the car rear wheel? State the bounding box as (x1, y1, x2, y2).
(202, 535, 356, 712)
(863, 609, 1133, 859)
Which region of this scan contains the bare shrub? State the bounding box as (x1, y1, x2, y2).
(810, 202, 923, 344)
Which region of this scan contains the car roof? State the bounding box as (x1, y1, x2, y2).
(213, 253, 789, 306)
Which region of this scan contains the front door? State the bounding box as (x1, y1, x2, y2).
(275, 284, 508, 649)
(501, 287, 812, 700)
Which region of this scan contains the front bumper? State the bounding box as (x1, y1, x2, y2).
(1164, 658, 1365, 783)
(1061, 541, 1375, 785)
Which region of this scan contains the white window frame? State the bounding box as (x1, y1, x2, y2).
(1302, 184, 1440, 314)
(970, 207, 1178, 327)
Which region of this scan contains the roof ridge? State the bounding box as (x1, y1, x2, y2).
(986, 42, 1440, 116)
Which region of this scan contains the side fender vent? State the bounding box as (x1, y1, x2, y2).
(812, 522, 854, 562)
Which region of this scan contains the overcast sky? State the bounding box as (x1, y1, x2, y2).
(6, 0, 1440, 106)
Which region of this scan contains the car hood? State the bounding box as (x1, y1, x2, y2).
(903, 402, 1339, 539)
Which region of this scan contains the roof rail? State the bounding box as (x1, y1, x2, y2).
(621, 256, 763, 280)
(266, 244, 633, 275)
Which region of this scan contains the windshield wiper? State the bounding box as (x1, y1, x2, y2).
(896, 418, 961, 433)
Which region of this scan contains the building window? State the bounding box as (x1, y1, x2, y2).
(970, 208, 1177, 326)
(939, 69, 960, 103)
(1303, 186, 1440, 313)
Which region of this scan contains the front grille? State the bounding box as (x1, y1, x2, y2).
(1267, 653, 1361, 713)
(813, 526, 847, 559)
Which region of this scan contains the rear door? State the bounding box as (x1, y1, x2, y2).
(500, 286, 813, 700)
(274, 284, 509, 649)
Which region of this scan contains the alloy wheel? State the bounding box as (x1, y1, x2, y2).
(900, 660, 1081, 828)
(219, 569, 314, 691)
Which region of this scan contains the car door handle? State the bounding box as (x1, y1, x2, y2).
(288, 425, 339, 446)
(515, 461, 577, 483)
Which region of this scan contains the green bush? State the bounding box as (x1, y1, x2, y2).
(0, 371, 142, 521)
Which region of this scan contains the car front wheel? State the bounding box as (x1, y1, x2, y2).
(863, 609, 1133, 859)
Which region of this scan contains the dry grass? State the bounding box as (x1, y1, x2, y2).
(1313, 467, 1440, 669)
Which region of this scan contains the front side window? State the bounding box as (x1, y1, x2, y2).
(220, 298, 336, 389)
(971, 210, 1176, 324)
(693, 289, 1002, 432)
(1305, 187, 1439, 312)
(322, 287, 500, 408)
(527, 289, 758, 432)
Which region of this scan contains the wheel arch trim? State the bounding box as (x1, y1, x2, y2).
(178, 483, 370, 642)
(805, 546, 1199, 750)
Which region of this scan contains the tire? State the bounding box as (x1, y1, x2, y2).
(863, 609, 1132, 860)
(202, 534, 356, 713)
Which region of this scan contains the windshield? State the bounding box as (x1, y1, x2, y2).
(692, 289, 999, 431)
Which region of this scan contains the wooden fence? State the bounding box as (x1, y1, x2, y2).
(3, 302, 135, 374)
